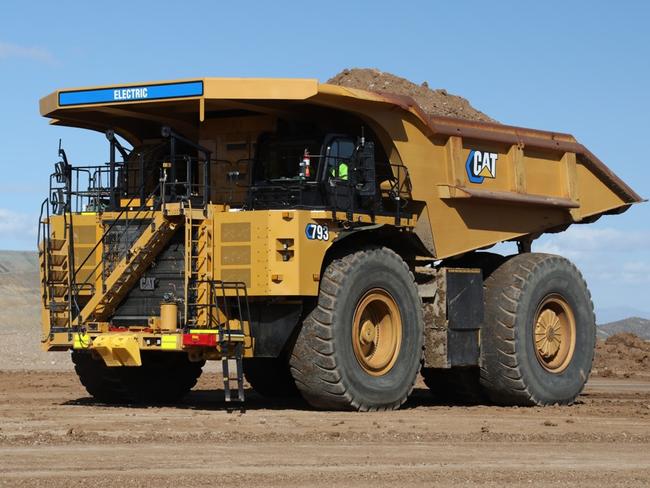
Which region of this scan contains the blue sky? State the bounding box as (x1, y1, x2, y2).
(0, 1, 648, 320)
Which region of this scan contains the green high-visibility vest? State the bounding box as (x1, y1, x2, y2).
(330, 162, 348, 180)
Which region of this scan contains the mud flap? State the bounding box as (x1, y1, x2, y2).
(423, 268, 483, 368)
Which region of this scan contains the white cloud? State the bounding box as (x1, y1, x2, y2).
(0, 41, 57, 65)
(536, 226, 650, 285)
(536, 227, 649, 257)
(0, 208, 38, 244)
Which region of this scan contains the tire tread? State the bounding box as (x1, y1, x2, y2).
(290, 247, 423, 411)
(479, 253, 595, 406)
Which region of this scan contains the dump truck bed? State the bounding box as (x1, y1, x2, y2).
(397, 109, 644, 258)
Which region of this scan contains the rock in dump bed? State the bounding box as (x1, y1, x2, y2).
(327, 68, 496, 123)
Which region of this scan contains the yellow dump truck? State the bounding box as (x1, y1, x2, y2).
(37, 78, 643, 410)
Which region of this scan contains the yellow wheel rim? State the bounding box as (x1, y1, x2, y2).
(352, 289, 402, 376)
(533, 294, 576, 373)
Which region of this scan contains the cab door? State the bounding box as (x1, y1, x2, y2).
(320, 135, 357, 212)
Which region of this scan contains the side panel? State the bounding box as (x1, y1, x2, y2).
(47, 213, 103, 295)
(576, 163, 634, 219)
(394, 116, 575, 259)
(345, 104, 637, 260)
(210, 208, 337, 296)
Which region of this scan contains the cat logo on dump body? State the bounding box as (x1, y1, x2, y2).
(466, 150, 498, 184)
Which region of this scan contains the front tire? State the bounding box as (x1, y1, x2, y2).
(71, 350, 204, 404)
(479, 253, 596, 406)
(289, 247, 424, 411)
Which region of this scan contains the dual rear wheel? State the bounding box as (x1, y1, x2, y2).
(290, 250, 595, 410)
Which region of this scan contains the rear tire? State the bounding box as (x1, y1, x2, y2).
(243, 357, 299, 398)
(421, 367, 485, 404)
(71, 350, 204, 404)
(290, 247, 424, 411)
(479, 253, 595, 406)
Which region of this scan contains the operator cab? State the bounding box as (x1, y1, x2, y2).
(249, 129, 382, 215)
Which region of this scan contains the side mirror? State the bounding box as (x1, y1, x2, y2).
(51, 188, 65, 215)
(54, 161, 70, 183)
(356, 141, 376, 197)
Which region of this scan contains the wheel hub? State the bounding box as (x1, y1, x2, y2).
(535, 309, 562, 359)
(360, 320, 377, 345)
(352, 289, 402, 376)
(533, 295, 576, 373)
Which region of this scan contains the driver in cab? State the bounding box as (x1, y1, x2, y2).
(327, 138, 355, 182)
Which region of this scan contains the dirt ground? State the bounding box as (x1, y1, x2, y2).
(1, 369, 649, 487)
(2, 257, 649, 486)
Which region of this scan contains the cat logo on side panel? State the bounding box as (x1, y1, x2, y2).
(465, 150, 498, 184)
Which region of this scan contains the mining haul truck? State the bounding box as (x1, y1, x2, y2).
(37, 78, 642, 410)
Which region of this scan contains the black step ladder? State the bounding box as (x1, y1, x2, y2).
(221, 338, 245, 409)
(211, 280, 250, 412)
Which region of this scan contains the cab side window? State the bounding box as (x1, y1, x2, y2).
(325, 138, 355, 180)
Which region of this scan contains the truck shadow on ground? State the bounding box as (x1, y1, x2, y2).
(62, 387, 507, 411)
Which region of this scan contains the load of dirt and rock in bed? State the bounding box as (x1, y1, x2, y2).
(327, 68, 496, 122)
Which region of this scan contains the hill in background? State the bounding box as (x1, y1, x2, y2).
(0, 250, 40, 326)
(597, 317, 650, 340)
(0, 250, 67, 370)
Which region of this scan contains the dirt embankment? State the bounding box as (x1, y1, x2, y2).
(593, 333, 650, 378)
(327, 68, 496, 123)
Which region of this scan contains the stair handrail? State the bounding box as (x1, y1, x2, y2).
(37, 198, 51, 306)
(72, 182, 161, 292)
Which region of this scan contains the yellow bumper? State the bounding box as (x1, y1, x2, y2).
(91, 334, 142, 367)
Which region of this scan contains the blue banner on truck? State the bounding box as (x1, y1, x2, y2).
(58, 80, 204, 106)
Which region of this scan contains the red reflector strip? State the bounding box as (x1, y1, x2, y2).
(182, 333, 218, 347)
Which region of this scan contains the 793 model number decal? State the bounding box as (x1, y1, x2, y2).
(305, 223, 329, 241)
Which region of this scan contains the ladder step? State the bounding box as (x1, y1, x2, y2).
(221, 345, 245, 412)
